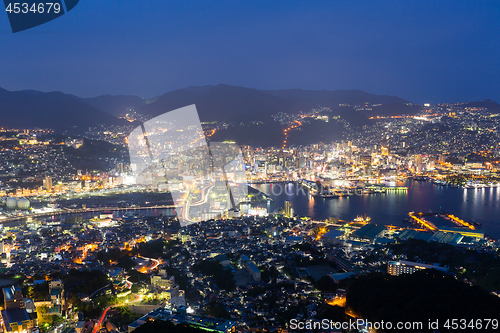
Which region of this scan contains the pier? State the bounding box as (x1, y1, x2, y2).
(407, 211, 477, 232)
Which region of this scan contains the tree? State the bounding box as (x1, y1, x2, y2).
(192, 260, 235, 291)
(346, 270, 500, 324)
(32, 281, 49, 301)
(315, 275, 337, 292)
(205, 301, 229, 319)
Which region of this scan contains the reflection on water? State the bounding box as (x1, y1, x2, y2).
(253, 181, 500, 239)
(3, 181, 500, 240)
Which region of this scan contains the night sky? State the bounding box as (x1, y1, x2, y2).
(1, 0, 499, 103)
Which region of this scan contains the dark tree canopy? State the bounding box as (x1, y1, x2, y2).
(346, 270, 500, 332)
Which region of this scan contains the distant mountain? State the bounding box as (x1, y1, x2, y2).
(210, 106, 370, 147)
(135, 84, 410, 123)
(461, 99, 500, 113)
(139, 84, 296, 123)
(331, 106, 372, 126)
(4, 84, 499, 145)
(364, 103, 423, 116)
(81, 95, 149, 116)
(0, 88, 130, 133)
(264, 88, 409, 107)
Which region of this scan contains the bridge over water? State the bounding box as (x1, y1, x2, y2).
(0, 205, 177, 224)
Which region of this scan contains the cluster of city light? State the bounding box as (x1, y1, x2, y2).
(326, 295, 346, 307)
(74, 243, 99, 264)
(205, 128, 216, 138)
(315, 226, 328, 241)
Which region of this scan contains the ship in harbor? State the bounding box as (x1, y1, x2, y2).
(318, 191, 342, 199)
(354, 215, 372, 223)
(298, 179, 344, 198)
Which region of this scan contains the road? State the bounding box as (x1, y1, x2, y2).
(189, 184, 213, 206)
(135, 255, 161, 273)
(92, 293, 141, 333)
(0, 205, 177, 224)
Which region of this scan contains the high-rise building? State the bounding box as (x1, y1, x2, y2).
(360, 155, 372, 166)
(48, 280, 64, 315)
(415, 155, 423, 165)
(116, 162, 124, 174)
(150, 268, 185, 306)
(284, 201, 294, 218)
(1, 285, 37, 332)
(43, 176, 52, 191)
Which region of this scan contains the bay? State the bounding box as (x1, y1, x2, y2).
(252, 180, 500, 239)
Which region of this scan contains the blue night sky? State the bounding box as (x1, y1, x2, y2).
(0, 0, 499, 103)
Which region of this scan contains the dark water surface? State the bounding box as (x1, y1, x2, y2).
(253, 180, 500, 239)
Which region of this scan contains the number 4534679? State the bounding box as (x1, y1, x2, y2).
(6, 2, 61, 14)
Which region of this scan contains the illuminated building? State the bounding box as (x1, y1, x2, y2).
(151, 269, 185, 307)
(0, 285, 37, 332)
(43, 175, 53, 191)
(248, 207, 267, 216)
(284, 200, 294, 218)
(439, 227, 484, 239)
(387, 260, 449, 276)
(360, 154, 372, 165)
(48, 280, 64, 315)
(245, 261, 261, 281)
(128, 307, 236, 333)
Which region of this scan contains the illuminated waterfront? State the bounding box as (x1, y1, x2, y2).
(254, 180, 500, 239)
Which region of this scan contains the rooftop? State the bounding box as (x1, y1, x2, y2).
(351, 223, 386, 241)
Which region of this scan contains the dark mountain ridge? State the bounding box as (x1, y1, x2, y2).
(461, 99, 500, 113)
(139, 84, 296, 123)
(264, 88, 409, 106)
(81, 95, 149, 116)
(3, 84, 498, 137)
(0, 88, 130, 133)
(136, 84, 414, 123)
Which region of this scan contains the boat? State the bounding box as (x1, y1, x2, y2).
(354, 215, 371, 222)
(470, 219, 482, 227)
(319, 192, 341, 198)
